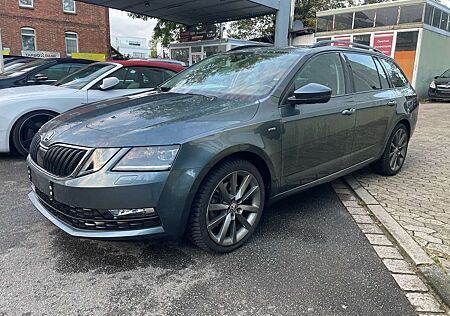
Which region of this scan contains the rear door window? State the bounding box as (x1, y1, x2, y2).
(345, 53, 382, 92)
(380, 59, 409, 88)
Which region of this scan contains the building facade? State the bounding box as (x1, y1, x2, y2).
(315, 0, 450, 98)
(0, 0, 110, 58)
(111, 36, 151, 59)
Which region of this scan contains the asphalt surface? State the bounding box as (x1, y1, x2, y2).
(0, 154, 416, 315)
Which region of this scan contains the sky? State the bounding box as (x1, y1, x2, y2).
(109, 9, 157, 41)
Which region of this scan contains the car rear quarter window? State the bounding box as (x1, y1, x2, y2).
(345, 53, 382, 92)
(292, 53, 346, 97)
(380, 59, 409, 88)
(374, 58, 390, 89)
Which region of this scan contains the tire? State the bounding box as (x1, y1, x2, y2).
(11, 111, 57, 157)
(187, 159, 265, 253)
(372, 123, 409, 176)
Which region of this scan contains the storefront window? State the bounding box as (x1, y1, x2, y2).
(375, 7, 399, 27)
(424, 5, 434, 25)
(335, 13, 354, 30)
(316, 16, 334, 32)
(394, 31, 419, 83)
(354, 10, 375, 29)
(21, 28, 36, 51)
(191, 46, 202, 53)
(399, 5, 424, 24)
(204, 45, 225, 58)
(353, 34, 371, 47)
(432, 8, 442, 28)
(171, 48, 189, 64)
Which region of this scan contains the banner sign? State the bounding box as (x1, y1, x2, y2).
(373, 32, 394, 56)
(332, 35, 351, 46)
(180, 24, 218, 43)
(2, 48, 10, 55)
(72, 52, 106, 62)
(22, 50, 61, 58)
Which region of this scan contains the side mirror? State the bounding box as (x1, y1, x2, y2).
(434, 76, 440, 79)
(99, 77, 120, 91)
(287, 83, 332, 105)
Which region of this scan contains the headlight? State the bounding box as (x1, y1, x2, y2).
(430, 81, 436, 89)
(113, 145, 180, 172)
(78, 148, 120, 176)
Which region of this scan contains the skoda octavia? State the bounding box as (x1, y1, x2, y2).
(27, 45, 419, 253)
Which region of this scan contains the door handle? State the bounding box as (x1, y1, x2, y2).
(341, 108, 356, 116)
(386, 100, 398, 106)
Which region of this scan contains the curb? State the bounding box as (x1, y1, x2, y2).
(343, 175, 450, 310)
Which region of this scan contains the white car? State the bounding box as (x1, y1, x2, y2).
(0, 60, 185, 156)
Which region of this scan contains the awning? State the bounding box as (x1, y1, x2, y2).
(77, 0, 280, 25)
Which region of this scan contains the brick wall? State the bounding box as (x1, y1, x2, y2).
(0, 0, 110, 58)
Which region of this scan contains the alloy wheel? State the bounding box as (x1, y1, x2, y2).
(389, 128, 408, 172)
(18, 113, 55, 154)
(206, 170, 261, 246)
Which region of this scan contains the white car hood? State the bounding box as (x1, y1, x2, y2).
(0, 85, 79, 101)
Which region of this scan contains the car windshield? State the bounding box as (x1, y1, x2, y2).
(161, 51, 300, 101)
(441, 69, 450, 78)
(55, 63, 116, 89)
(0, 59, 50, 77)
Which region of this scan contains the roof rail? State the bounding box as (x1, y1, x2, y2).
(312, 40, 383, 54)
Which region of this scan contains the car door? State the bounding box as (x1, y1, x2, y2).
(344, 53, 398, 165)
(87, 66, 165, 102)
(280, 52, 356, 190)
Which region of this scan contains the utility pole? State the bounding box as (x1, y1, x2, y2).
(0, 29, 4, 73)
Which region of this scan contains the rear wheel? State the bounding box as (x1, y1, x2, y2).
(188, 159, 265, 253)
(372, 123, 409, 176)
(11, 111, 57, 157)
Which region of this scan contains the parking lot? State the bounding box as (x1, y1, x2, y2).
(0, 154, 417, 315)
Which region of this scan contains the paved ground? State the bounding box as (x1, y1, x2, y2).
(0, 155, 417, 315)
(354, 102, 450, 273)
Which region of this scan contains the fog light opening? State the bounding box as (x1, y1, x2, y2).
(109, 208, 156, 219)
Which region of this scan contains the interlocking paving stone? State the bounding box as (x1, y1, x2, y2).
(373, 246, 403, 259)
(406, 293, 444, 313)
(382, 259, 415, 274)
(414, 232, 443, 245)
(353, 103, 450, 270)
(392, 274, 428, 292)
(365, 234, 393, 246)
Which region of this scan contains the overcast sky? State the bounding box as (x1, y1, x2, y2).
(109, 9, 157, 41)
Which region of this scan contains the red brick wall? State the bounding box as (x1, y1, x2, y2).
(0, 0, 110, 58)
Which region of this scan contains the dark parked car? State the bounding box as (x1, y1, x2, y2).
(429, 69, 450, 101)
(27, 44, 419, 253)
(2, 55, 35, 65)
(0, 58, 93, 89)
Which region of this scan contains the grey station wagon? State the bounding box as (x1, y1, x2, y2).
(27, 43, 419, 253)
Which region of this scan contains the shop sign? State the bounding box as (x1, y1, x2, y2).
(22, 50, 61, 58)
(72, 52, 106, 62)
(2, 48, 10, 55)
(180, 24, 218, 43)
(373, 33, 394, 56)
(332, 35, 351, 46)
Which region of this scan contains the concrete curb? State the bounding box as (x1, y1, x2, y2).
(343, 175, 450, 309)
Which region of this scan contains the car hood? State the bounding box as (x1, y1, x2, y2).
(434, 77, 450, 85)
(40, 92, 259, 148)
(0, 85, 78, 101)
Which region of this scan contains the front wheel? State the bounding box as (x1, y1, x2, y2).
(187, 159, 265, 253)
(372, 123, 409, 176)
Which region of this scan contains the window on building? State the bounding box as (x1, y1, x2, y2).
(424, 5, 434, 25)
(432, 8, 442, 28)
(375, 7, 400, 27)
(353, 34, 371, 47)
(335, 13, 354, 31)
(65, 32, 78, 55)
(399, 5, 424, 24)
(62, 0, 76, 13)
(440, 12, 448, 31)
(292, 53, 346, 97)
(354, 10, 375, 29)
(19, 0, 33, 8)
(345, 53, 382, 92)
(21, 28, 36, 51)
(380, 59, 409, 88)
(316, 16, 334, 32)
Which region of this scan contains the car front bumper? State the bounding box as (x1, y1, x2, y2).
(429, 88, 450, 100)
(27, 156, 201, 240)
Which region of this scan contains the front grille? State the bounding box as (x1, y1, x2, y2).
(29, 134, 89, 178)
(36, 188, 161, 231)
(42, 146, 87, 177)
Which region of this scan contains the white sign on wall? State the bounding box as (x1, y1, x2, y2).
(22, 50, 61, 58)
